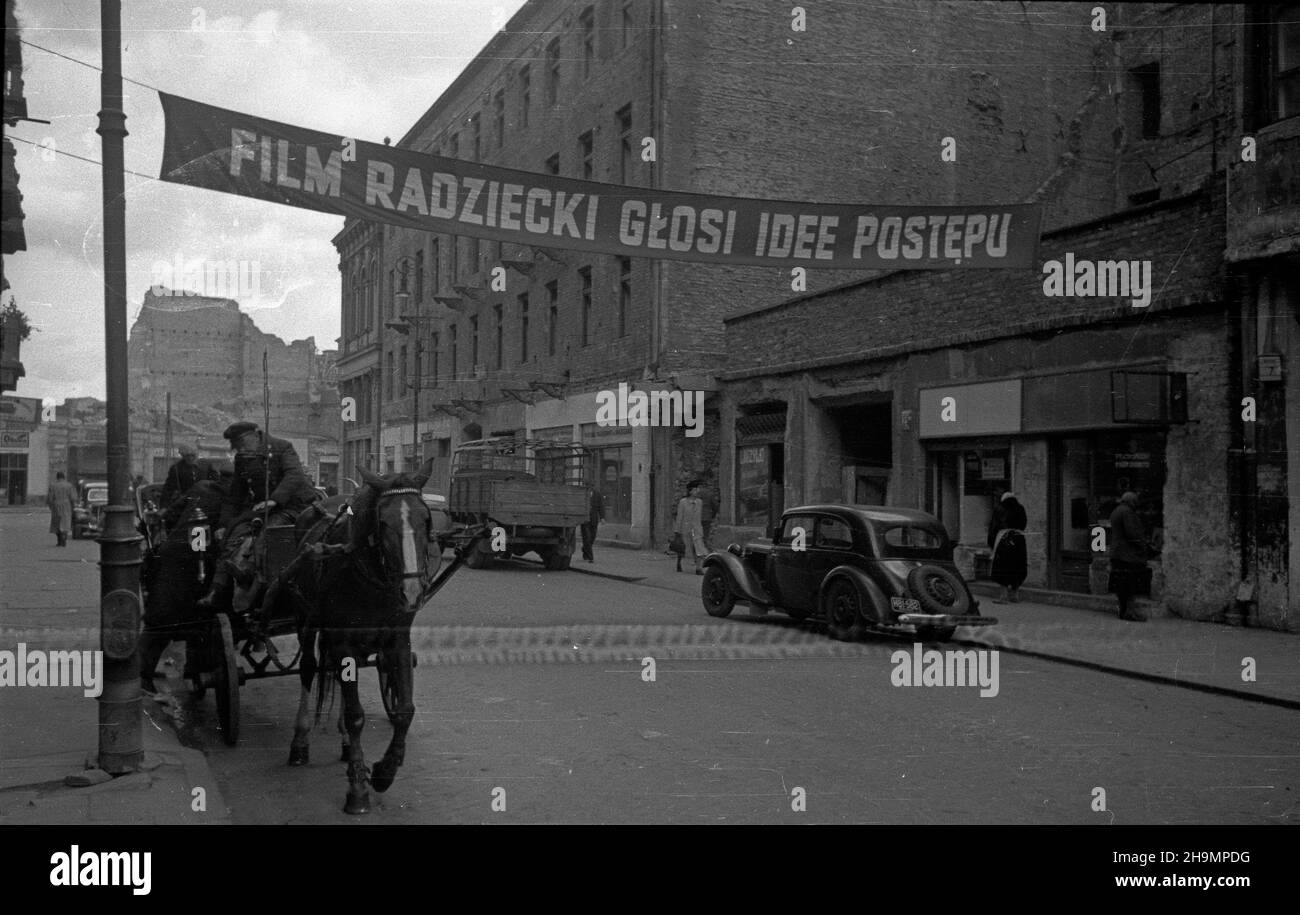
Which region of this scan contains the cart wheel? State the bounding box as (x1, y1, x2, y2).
(213, 613, 240, 746)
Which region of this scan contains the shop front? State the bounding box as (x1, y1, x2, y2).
(579, 422, 632, 525)
(920, 367, 1183, 595)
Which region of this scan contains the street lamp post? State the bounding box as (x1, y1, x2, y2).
(385, 258, 424, 471)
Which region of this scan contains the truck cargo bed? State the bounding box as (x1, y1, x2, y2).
(450, 478, 588, 527)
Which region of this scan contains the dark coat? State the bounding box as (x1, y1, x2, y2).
(162, 458, 216, 509)
(988, 497, 1028, 588)
(221, 434, 316, 528)
(588, 489, 606, 526)
(1108, 502, 1148, 566)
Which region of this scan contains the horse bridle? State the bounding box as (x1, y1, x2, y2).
(371, 487, 435, 602)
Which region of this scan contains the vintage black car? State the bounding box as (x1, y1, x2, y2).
(701, 504, 995, 642)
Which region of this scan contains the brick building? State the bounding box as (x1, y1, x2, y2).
(128, 288, 340, 488)
(717, 3, 1299, 628)
(334, 0, 1116, 544)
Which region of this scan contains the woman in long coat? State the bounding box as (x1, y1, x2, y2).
(47, 472, 76, 547)
(674, 480, 707, 575)
(988, 491, 1028, 602)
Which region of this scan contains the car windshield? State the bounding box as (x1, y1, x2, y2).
(878, 524, 948, 558)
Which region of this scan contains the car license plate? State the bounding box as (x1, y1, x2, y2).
(891, 596, 922, 613)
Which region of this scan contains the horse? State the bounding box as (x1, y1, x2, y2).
(279, 459, 474, 814)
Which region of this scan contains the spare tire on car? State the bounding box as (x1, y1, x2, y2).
(906, 564, 971, 615)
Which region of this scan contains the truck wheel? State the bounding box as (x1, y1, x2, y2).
(701, 566, 735, 618)
(544, 551, 572, 571)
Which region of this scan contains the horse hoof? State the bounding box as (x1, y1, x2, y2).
(371, 760, 397, 793)
(287, 745, 309, 766)
(343, 792, 370, 815)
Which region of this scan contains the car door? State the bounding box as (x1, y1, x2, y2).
(769, 513, 816, 611)
(809, 514, 858, 596)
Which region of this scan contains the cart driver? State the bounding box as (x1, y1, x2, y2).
(198, 421, 319, 612)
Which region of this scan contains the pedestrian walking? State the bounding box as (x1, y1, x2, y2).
(700, 481, 720, 551)
(674, 480, 707, 575)
(581, 486, 605, 562)
(988, 491, 1028, 603)
(47, 472, 76, 547)
(1109, 491, 1150, 622)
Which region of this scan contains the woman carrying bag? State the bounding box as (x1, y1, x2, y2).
(988, 491, 1028, 603)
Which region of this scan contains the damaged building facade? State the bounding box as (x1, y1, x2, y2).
(716, 4, 1298, 628)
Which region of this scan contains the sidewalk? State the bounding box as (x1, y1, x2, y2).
(0, 510, 230, 824)
(0, 693, 230, 825)
(574, 545, 1300, 708)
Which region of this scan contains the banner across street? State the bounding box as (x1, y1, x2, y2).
(159, 93, 1042, 270)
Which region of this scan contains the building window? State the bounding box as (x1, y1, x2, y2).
(519, 293, 530, 362)
(519, 66, 531, 127)
(470, 315, 479, 368)
(622, 1, 634, 49)
(579, 266, 592, 346)
(617, 104, 633, 183)
(386, 350, 394, 400)
(579, 130, 594, 180)
(1129, 62, 1160, 140)
(399, 345, 408, 394)
(545, 152, 560, 175)
(618, 256, 631, 337)
(470, 112, 481, 160)
(580, 7, 595, 78)
(546, 281, 558, 356)
(431, 331, 440, 383)
(414, 249, 424, 302)
(430, 238, 440, 292)
(449, 324, 458, 377)
(1269, 4, 1300, 122)
(494, 90, 505, 150)
(388, 268, 396, 318)
(546, 38, 561, 106)
(493, 303, 503, 369)
(451, 236, 460, 281)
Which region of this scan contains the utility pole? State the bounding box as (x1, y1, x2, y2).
(96, 0, 143, 774)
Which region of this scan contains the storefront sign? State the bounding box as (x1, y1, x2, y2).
(980, 457, 1006, 480)
(918, 380, 1022, 438)
(1113, 452, 1151, 470)
(159, 93, 1042, 270)
(0, 431, 29, 448)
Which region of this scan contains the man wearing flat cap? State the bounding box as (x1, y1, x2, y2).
(197, 421, 318, 612)
(161, 442, 217, 514)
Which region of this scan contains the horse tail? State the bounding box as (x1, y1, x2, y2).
(311, 631, 337, 728)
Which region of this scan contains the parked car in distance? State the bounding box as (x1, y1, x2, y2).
(701, 504, 996, 642)
(73, 481, 109, 539)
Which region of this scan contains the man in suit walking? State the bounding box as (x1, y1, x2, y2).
(675, 480, 707, 575)
(47, 472, 76, 547)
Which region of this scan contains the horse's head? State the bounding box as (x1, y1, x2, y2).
(353, 459, 436, 613)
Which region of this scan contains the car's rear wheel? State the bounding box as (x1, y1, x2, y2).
(701, 566, 735, 618)
(906, 565, 971, 614)
(823, 578, 867, 642)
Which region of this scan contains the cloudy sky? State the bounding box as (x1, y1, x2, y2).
(7, 0, 529, 403)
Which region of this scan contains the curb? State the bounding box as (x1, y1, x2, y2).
(954, 633, 1300, 710)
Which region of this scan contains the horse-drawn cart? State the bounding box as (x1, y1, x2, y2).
(139, 498, 417, 747)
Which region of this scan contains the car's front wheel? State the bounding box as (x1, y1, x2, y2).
(701, 566, 735, 618)
(823, 578, 867, 642)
